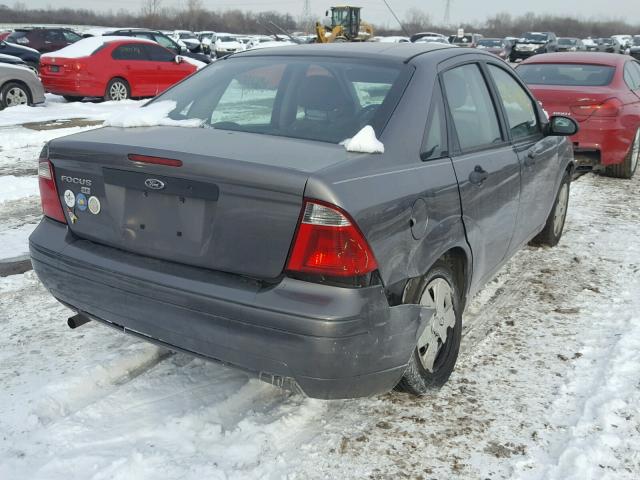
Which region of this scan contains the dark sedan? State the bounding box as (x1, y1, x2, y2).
(30, 43, 577, 399)
(0, 40, 40, 74)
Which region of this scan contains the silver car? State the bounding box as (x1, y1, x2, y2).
(0, 63, 45, 108)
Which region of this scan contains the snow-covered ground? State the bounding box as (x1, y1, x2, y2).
(1, 97, 639, 479)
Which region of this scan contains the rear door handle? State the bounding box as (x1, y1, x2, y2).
(469, 166, 489, 185)
(525, 149, 538, 166)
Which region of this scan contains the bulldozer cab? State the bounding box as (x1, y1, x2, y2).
(330, 6, 361, 39)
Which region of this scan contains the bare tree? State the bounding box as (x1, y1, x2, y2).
(140, 0, 162, 28)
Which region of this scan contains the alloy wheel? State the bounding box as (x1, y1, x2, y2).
(553, 183, 569, 237)
(4, 86, 28, 107)
(631, 129, 640, 174)
(109, 82, 128, 101)
(417, 278, 456, 372)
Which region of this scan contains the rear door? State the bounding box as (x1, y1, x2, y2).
(486, 62, 559, 248)
(441, 60, 521, 289)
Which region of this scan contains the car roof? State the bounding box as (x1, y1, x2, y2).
(236, 42, 454, 62)
(521, 52, 629, 67)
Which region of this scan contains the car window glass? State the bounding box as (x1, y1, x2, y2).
(46, 30, 65, 42)
(624, 62, 640, 90)
(159, 57, 404, 144)
(154, 35, 177, 51)
(517, 63, 615, 87)
(211, 64, 285, 127)
(62, 30, 81, 42)
(632, 62, 640, 90)
(442, 63, 502, 152)
(145, 44, 174, 62)
(112, 44, 148, 61)
(421, 86, 447, 160)
(488, 65, 540, 140)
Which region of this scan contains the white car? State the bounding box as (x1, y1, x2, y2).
(214, 34, 245, 56)
(197, 31, 216, 54)
(171, 30, 201, 52)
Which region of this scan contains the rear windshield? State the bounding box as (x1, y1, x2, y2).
(517, 63, 615, 86)
(558, 38, 576, 45)
(522, 33, 548, 42)
(154, 56, 405, 143)
(477, 39, 502, 47)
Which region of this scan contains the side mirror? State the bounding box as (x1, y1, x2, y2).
(546, 116, 578, 136)
(175, 55, 184, 64)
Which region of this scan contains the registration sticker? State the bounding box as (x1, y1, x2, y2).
(63, 190, 75, 208)
(76, 193, 88, 211)
(88, 196, 101, 215)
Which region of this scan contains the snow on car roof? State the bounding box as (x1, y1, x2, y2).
(3, 41, 40, 54)
(0, 53, 25, 62)
(41, 36, 154, 59)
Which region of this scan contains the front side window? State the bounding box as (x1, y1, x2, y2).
(145, 44, 174, 62)
(154, 35, 178, 52)
(442, 64, 502, 152)
(156, 57, 404, 144)
(488, 65, 540, 140)
(62, 30, 81, 42)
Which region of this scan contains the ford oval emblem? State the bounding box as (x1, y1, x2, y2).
(144, 178, 165, 190)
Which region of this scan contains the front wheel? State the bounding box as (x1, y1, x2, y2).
(530, 171, 571, 247)
(0, 81, 31, 108)
(604, 128, 639, 179)
(395, 261, 462, 395)
(104, 78, 130, 101)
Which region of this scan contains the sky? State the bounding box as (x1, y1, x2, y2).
(23, 0, 640, 27)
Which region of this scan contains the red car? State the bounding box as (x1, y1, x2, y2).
(40, 37, 197, 102)
(0, 31, 10, 41)
(517, 53, 640, 178)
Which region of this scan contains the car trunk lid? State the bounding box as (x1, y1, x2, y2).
(527, 84, 619, 122)
(47, 126, 345, 280)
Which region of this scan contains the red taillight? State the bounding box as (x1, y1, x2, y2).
(38, 158, 66, 224)
(286, 200, 378, 278)
(571, 98, 622, 117)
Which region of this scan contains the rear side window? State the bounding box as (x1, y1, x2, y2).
(442, 64, 502, 152)
(421, 85, 447, 161)
(488, 65, 540, 140)
(112, 44, 147, 60)
(156, 57, 405, 144)
(517, 63, 615, 86)
(154, 35, 178, 51)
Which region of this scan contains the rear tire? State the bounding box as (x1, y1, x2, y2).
(0, 81, 31, 108)
(395, 260, 462, 395)
(603, 128, 639, 179)
(104, 78, 130, 101)
(530, 171, 571, 247)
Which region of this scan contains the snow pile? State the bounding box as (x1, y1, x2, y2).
(341, 125, 384, 153)
(104, 100, 202, 128)
(180, 56, 206, 69)
(0, 175, 38, 203)
(41, 36, 153, 59)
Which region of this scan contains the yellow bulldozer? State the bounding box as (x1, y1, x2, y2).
(315, 6, 374, 43)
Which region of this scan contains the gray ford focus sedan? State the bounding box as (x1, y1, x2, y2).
(30, 43, 577, 399)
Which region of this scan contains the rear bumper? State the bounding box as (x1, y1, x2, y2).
(30, 218, 428, 399)
(571, 117, 634, 166)
(41, 73, 104, 97)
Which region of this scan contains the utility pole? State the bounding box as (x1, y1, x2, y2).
(444, 0, 452, 25)
(302, 0, 311, 33)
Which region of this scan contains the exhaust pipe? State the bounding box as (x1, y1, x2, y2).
(68, 313, 91, 329)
